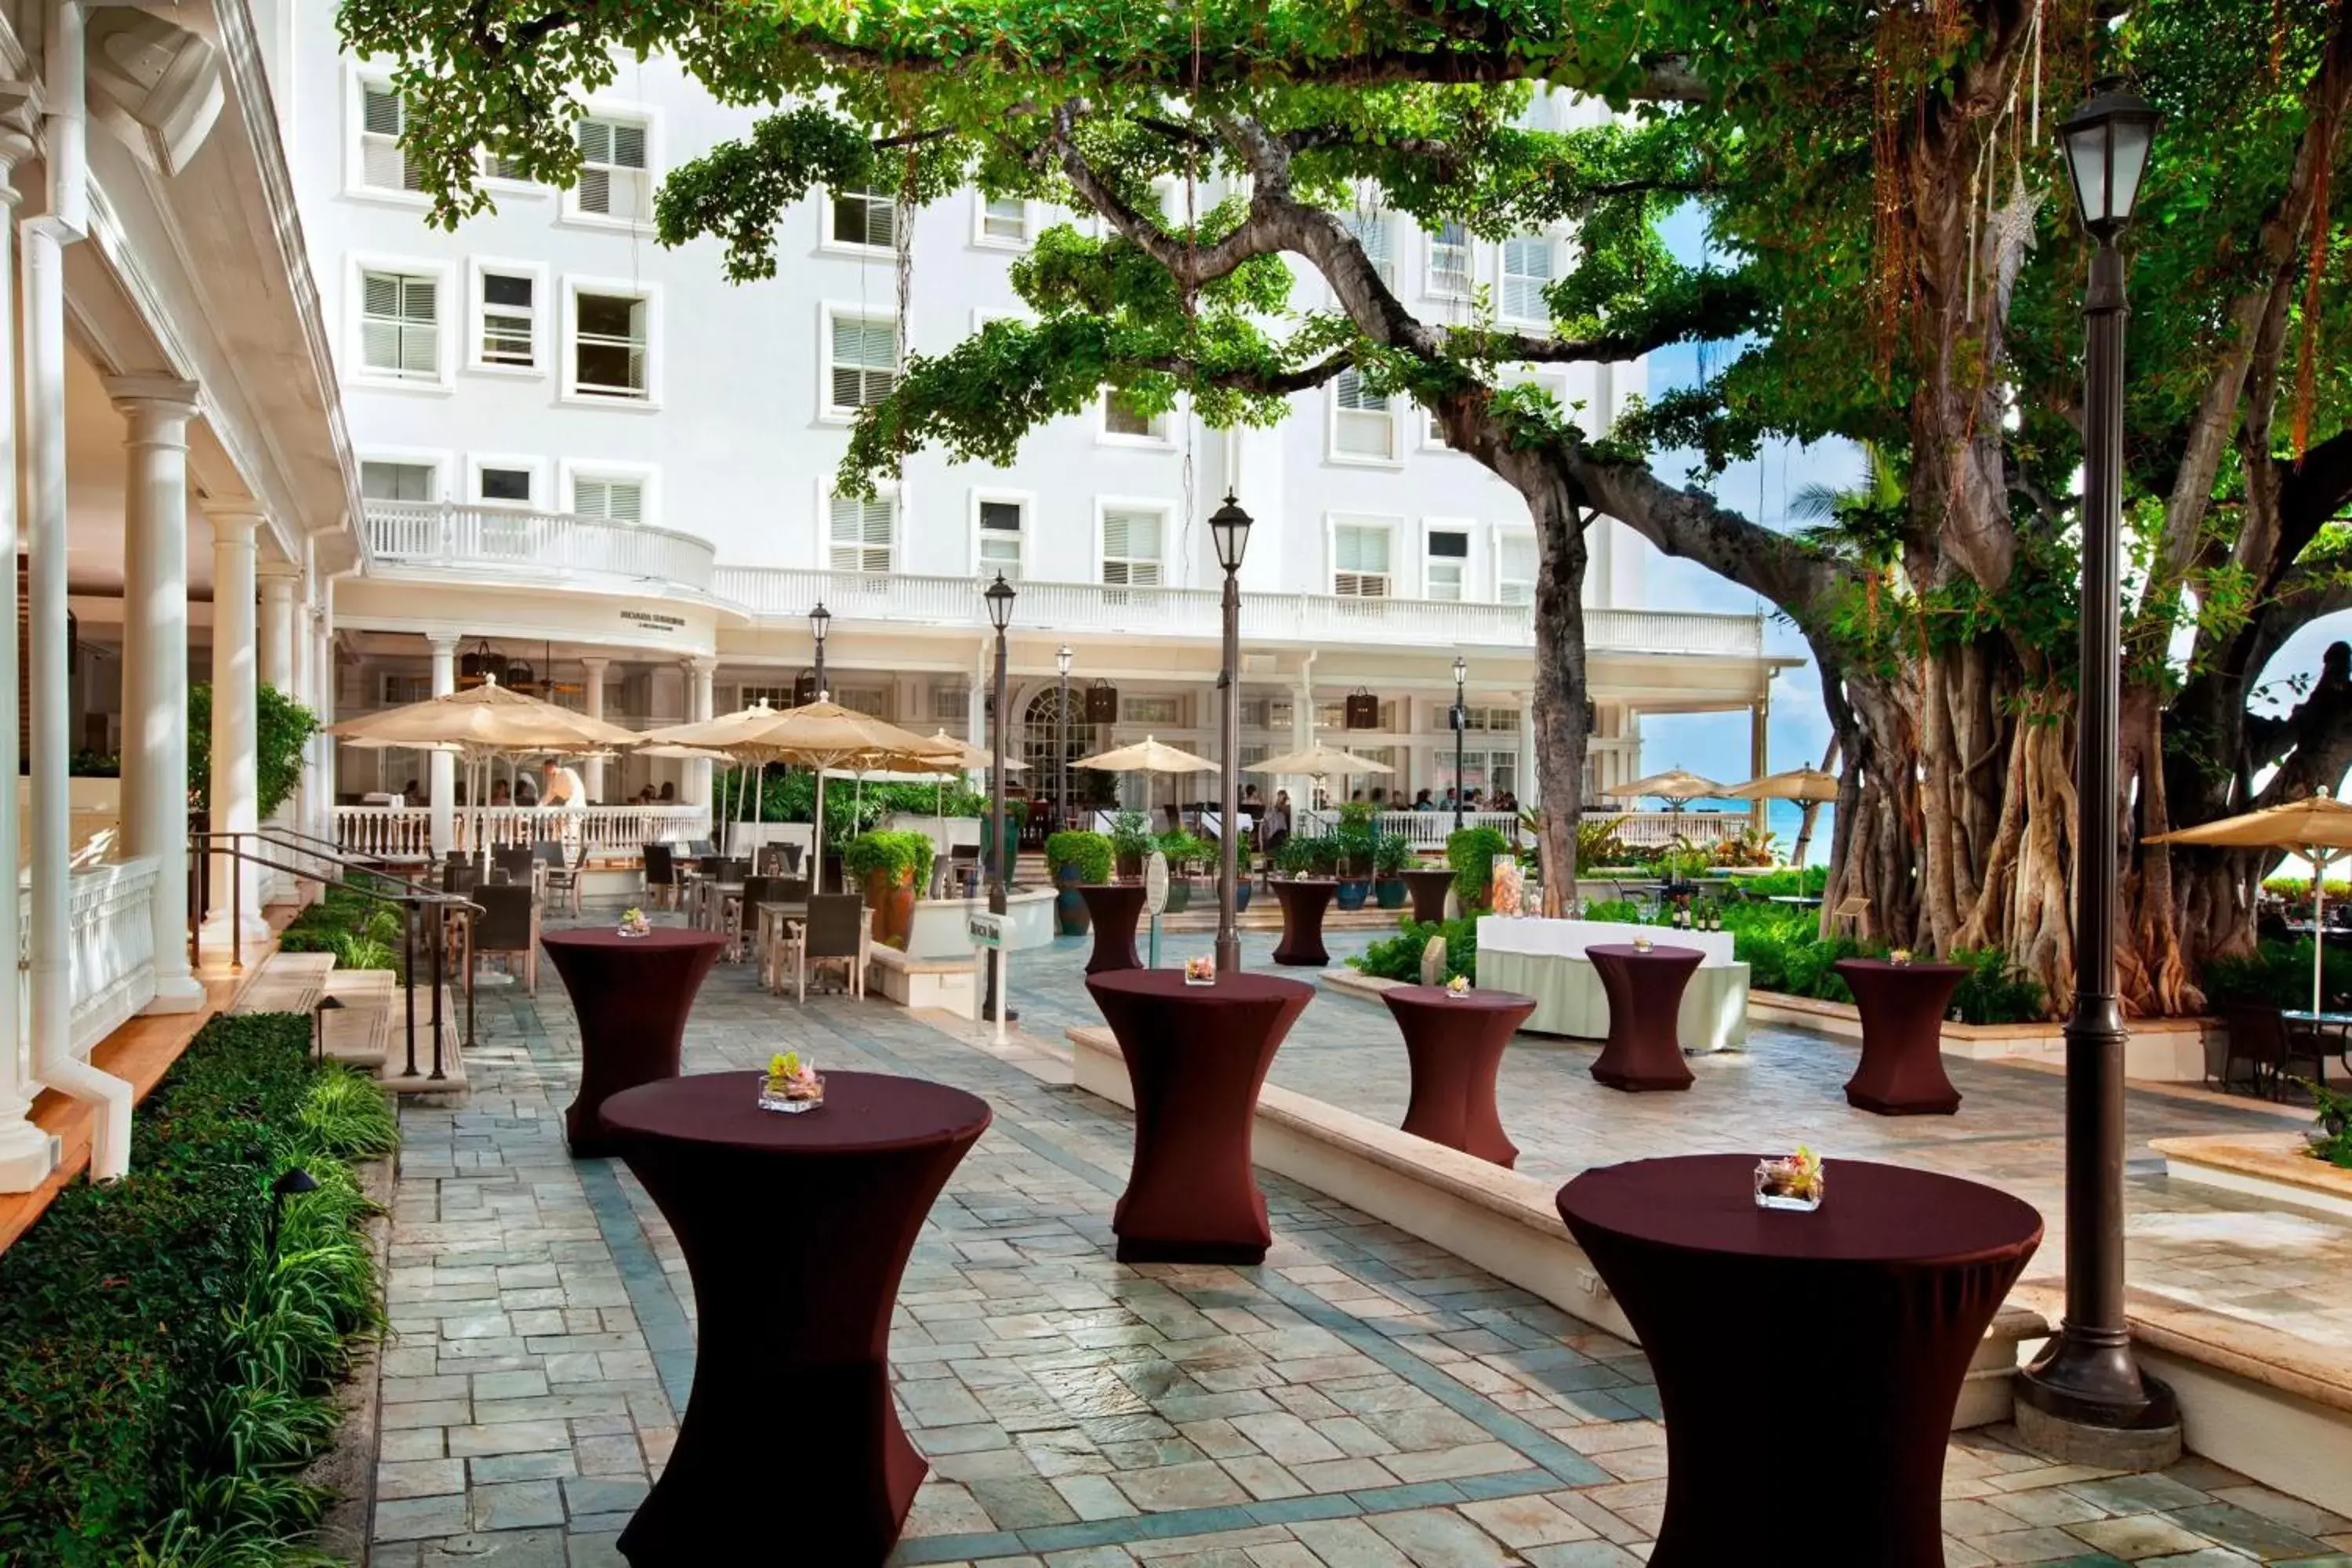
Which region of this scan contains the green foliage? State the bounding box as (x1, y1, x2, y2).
(187, 684, 318, 822)
(0, 1013, 393, 1563)
(2306, 1081, 2352, 1170)
(2203, 940, 2352, 1011)
(1108, 811, 1154, 867)
(281, 880, 403, 975)
(1372, 833, 1414, 877)
(751, 771, 987, 845)
(1738, 866, 1831, 898)
(1044, 830, 1113, 884)
(840, 830, 936, 892)
(1575, 815, 1631, 869)
(1947, 948, 2048, 1027)
(1155, 829, 1210, 872)
(1275, 835, 1337, 877)
(1446, 827, 1511, 909)
(1351, 917, 1481, 985)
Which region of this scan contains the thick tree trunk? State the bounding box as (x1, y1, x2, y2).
(1506, 454, 1592, 914)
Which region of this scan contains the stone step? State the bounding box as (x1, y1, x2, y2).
(307, 964, 467, 1094)
(230, 949, 332, 1015)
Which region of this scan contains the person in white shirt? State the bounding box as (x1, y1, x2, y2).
(541, 760, 588, 850)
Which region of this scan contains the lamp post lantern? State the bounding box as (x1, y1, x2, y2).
(1210, 495, 1254, 975)
(984, 574, 1018, 1025)
(2014, 80, 2178, 1465)
(808, 601, 832, 699)
(1057, 644, 1074, 836)
(1452, 656, 1468, 833)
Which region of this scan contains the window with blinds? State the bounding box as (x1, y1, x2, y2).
(1429, 222, 1472, 297)
(1332, 523, 1392, 597)
(832, 187, 895, 248)
(1334, 370, 1394, 459)
(574, 118, 649, 219)
(1498, 534, 1537, 604)
(829, 316, 898, 410)
(480, 272, 534, 368)
(978, 499, 1024, 578)
(360, 461, 434, 502)
(1501, 235, 1554, 322)
(361, 271, 438, 378)
(982, 197, 1028, 243)
(1101, 509, 1163, 586)
(1346, 211, 1395, 289)
(829, 493, 895, 572)
(574, 477, 645, 523)
(573, 292, 648, 397)
(360, 85, 423, 192)
(1425, 528, 1469, 601)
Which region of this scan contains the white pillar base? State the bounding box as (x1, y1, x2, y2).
(0, 1119, 59, 1192)
(196, 913, 271, 970)
(142, 973, 207, 1014)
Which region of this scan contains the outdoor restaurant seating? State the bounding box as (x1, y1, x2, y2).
(470, 883, 540, 994)
(2217, 1002, 2336, 1096)
(536, 840, 583, 916)
(777, 893, 867, 1000)
(731, 874, 800, 963)
(641, 842, 680, 909)
(492, 845, 537, 885)
(756, 842, 803, 877)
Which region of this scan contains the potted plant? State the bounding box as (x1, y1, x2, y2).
(1372, 833, 1413, 909)
(1109, 810, 1154, 880)
(1044, 829, 1113, 935)
(1156, 829, 1208, 913)
(842, 830, 935, 947)
(1446, 824, 1512, 913)
(1332, 804, 1377, 911)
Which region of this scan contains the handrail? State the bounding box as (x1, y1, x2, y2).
(256, 822, 445, 903)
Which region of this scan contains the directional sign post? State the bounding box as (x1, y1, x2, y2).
(969, 912, 1008, 1044)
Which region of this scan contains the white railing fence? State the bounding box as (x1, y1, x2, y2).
(336, 804, 711, 861)
(16, 857, 159, 1058)
(1294, 808, 1754, 855)
(364, 502, 720, 593)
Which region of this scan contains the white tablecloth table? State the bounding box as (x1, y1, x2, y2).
(1475, 916, 1748, 1052)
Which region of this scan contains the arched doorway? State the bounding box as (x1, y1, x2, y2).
(1024, 686, 1098, 831)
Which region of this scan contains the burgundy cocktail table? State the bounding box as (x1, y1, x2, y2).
(1587, 942, 1700, 1091)
(602, 1071, 989, 1566)
(1835, 958, 1969, 1114)
(1557, 1156, 2041, 1566)
(542, 927, 727, 1156)
(1087, 968, 1312, 1263)
(1269, 879, 1338, 966)
(1399, 867, 1457, 925)
(1078, 883, 1146, 975)
(1381, 984, 1536, 1167)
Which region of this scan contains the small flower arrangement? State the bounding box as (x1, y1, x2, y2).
(757, 1051, 825, 1113)
(1754, 1146, 1826, 1211)
(1889, 948, 1914, 966)
(1183, 955, 1216, 986)
(1632, 934, 1654, 953)
(1293, 869, 1312, 881)
(617, 907, 652, 938)
(1445, 975, 1471, 997)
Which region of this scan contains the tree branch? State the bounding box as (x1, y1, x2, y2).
(1136, 351, 1356, 396)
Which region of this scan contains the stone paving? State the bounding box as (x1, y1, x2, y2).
(370, 920, 2352, 1566)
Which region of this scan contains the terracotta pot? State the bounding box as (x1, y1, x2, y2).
(866, 868, 916, 944)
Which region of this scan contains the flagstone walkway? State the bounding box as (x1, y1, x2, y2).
(369, 922, 2352, 1566)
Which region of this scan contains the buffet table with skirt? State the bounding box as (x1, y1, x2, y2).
(1475, 916, 1749, 1052)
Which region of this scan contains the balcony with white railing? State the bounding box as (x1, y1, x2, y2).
(335, 804, 711, 863)
(15, 857, 159, 1057)
(364, 503, 720, 597)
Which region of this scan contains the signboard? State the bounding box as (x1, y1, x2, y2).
(1143, 851, 1170, 916)
(967, 913, 1006, 949)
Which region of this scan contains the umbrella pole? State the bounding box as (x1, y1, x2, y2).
(812, 769, 826, 895)
(2317, 848, 2332, 1018)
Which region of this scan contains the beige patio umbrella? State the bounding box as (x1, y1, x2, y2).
(1248, 742, 1396, 779)
(668, 699, 949, 875)
(1609, 768, 1733, 860)
(2147, 789, 2352, 1016)
(1073, 735, 1221, 829)
(1725, 768, 1842, 803)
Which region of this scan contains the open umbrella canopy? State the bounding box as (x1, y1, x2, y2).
(1073, 735, 1221, 775)
(634, 699, 805, 762)
(1247, 742, 1395, 779)
(631, 743, 731, 762)
(1610, 769, 1733, 803)
(915, 729, 1025, 773)
(1725, 768, 1842, 804)
(2147, 789, 2352, 1016)
(328, 675, 636, 754)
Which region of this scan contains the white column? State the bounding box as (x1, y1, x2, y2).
(306, 593, 336, 853)
(685, 657, 717, 809)
(256, 564, 299, 899)
(1749, 697, 1770, 829)
(111, 378, 204, 1012)
(0, 135, 55, 1191)
(199, 507, 267, 959)
(428, 635, 457, 855)
(581, 656, 609, 804)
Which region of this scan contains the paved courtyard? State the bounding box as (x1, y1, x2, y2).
(365, 917, 2352, 1566)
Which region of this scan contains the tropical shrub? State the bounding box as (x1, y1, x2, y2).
(2203, 939, 2352, 1011)
(1710, 826, 1780, 867)
(1575, 814, 1631, 868)
(188, 684, 319, 820)
(1947, 947, 2047, 1025)
(1739, 865, 1831, 898)
(2307, 1082, 2352, 1169)
(1109, 810, 1154, 871)
(1351, 916, 1479, 985)
(1275, 834, 1336, 877)
(841, 829, 935, 892)
(1372, 833, 1414, 877)
(1446, 826, 1511, 909)
(280, 877, 405, 974)
(1044, 830, 1112, 884)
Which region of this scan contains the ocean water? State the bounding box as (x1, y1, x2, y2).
(1762, 798, 1833, 866)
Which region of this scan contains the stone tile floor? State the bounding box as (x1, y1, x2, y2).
(369, 919, 2352, 1566)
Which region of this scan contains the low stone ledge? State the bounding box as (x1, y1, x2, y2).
(1748, 991, 2212, 1080)
(2154, 1132, 2352, 1220)
(866, 943, 978, 1016)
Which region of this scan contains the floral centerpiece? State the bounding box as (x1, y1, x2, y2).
(1183, 955, 1216, 986)
(617, 907, 652, 938)
(1754, 1146, 1826, 1211)
(1889, 948, 1914, 966)
(757, 1051, 825, 1113)
(1445, 975, 1472, 998)
(1632, 933, 1655, 953)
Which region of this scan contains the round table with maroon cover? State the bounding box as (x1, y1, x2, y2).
(1399, 867, 1457, 926)
(601, 1070, 990, 1566)
(1586, 943, 1701, 1091)
(1078, 883, 1147, 975)
(1381, 985, 1537, 1167)
(1835, 958, 1969, 1115)
(541, 927, 727, 1157)
(1269, 879, 1338, 966)
(1556, 1155, 2041, 1566)
(1087, 968, 1312, 1263)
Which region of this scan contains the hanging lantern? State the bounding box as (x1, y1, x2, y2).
(504, 659, 536, 691)
(1083, 679, 1119, 724)
(459, 638, 506, 687)
(793, 669, 818, 706)
(1344, 687, 1380, 730)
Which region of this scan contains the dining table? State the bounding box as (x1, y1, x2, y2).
(601, 1070, 990, 1565)
(2281, 1009, 2352, 1086)
(1556, 1155, 2042, 1566)
(1399, 867, 1458, 926)
(1586, 942, 1702, 1091)
(1835, 957, 1969, 1114)
(1269, 878, 1339, 967)
(540, 927, 728, 1157)
(1086, 967, 1312, 1264)
(1078, 883, 1147, 975)
(1381, 984, 1536, 1167)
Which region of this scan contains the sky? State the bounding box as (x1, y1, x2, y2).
(1632, 205, 2352, 862)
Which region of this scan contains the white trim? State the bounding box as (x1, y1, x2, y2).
(559, 274, 661, 408)
(1425, 220, 1476, 301)
(466, 452, 549, 509)
(1420, 517, 1476, 602)
(1094, 495, 1177, 589)
(819, 183, 902, 257)
(818, 474, 905, 574)
(1499, 232, 1557, 326)
(465, 256, 549, 378)
(972, 194, 1033, 250)
(969, 487, 1035, 579)
(341, 64, 430, 209)
(1327, 370, 1403, 468)
(1494, 524, 1538, 606)
(557, 458, 660, 525)
(819, 300, 900, 423)
(356, 446, 454, 503)
(1326, 512, 1403, 598)
(345, 252, 456, 393)
(557, 100, 662, 234)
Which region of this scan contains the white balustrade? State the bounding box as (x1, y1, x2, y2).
(365, 503, 719, 593)
(336, 804, 710, 861)
(16, 857, 158, 1057)
(1291, 808, 1750, 854)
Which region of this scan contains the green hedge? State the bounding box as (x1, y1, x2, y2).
(0, 1013, 396, 1564)
(841, 829, 935, 891)
(1044, 830, 1112, 884)
(2204, 938, 2352, 1011)
(1446, 827, 1511, 909)
(1351, 917, 1481, 985)
(281, 877, 403, 974)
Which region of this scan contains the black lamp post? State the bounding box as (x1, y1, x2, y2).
(2015, 80, 2176, 1461)
(984, 573, 1018, 1024)
(311, 993, 346, 1064)
(1057, 644, 1074, 835)
(267, 1167, 319, 1256)
(809, 601, 832, 699)
(1210, 495, 1254, 975)
(1452, 656, 1468, 832)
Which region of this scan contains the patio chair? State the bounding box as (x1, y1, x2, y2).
(755, 877, 815, 989)
(2216, 1002, 2333, 1098)
(493, 846, 537, 886)
(641, 843, 679, 909)
(729, 874, 798, 963)
(444, 861, 481, 898)
(538, 840, 583, 917)
(757, 843, 803, 877)
(470, 884, 539, 995)
(777, 893, 866, 1000)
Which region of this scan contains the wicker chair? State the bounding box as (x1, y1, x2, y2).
(470, 884, 539, 995)
(776, 894, 866, 1000)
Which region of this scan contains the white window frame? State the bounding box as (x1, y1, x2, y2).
(820, 303, 901, 423)
(1495, 526, 1538, 606)
(970, 488, 1033, 579)
(1421, 519, 1475, 602)
(560, 103, 659, 231)
(1345, 202, 1396, 291)
(1328, 370, 1401, 466)
(344, 68, 428, 205)
(560, 276, 660, 406)
(818, 477, 902, 575)
(1327, 514, 1400, 599)
(1426, 221, 1475, 300)
(975, 194, 1033, 249)
(822, 184, 901, 255)
(345, 253, 455, 393)
(466, 257, 547, 377)
(1501, 233, 1556, 325)
(1095, 497, 1174, 590)
(558, 459, 659, 526)
(1099, 390, 1173, 448)
(356, 447, 452, 505)
(466, 453, 547, 510)
(1424, 396, 1461, 452)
